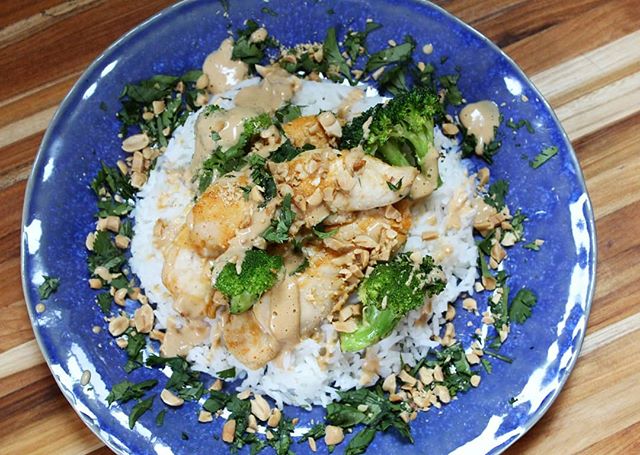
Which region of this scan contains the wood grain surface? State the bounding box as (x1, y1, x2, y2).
(1, 1, 639, 454)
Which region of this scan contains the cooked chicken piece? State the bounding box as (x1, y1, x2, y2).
(282, 115, 334, 149)
(161, 316, 210, 357)
(222, 202, 412, 369)
(268, 148, 418, 226)
(221, 309, 281, 370)
(187, 170, 277, 258)
(161, 226, 212, 319)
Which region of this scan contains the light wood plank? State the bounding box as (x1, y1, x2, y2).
(556, 72, 640, 141)
(531, 30, 640, 106)
(0, 340, 43, 380)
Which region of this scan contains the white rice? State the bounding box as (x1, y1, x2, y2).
(130, 79, 478, 408)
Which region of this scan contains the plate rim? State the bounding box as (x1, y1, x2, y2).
(20, 0, 598, 453)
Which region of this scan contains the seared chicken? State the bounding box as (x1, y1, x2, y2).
(269, 148, 418, 226)
(187, 170, 277, 259)
(221, 201, 413, 369)
(161, 225, 212, 319)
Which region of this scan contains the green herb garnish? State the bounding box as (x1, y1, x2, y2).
(107, 379, 158, 405)
(129, 396, 154, 429)
(262, 194, 295, 243)
(38, 276, 60, 300)
(509, 289, 537, 324)
(530, 146, 558, 168)
(216, 366, 237, 379)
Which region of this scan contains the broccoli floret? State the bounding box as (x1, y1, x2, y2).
(215, 249, 284, 314)
(341, 104, 382, 150)
(341, 88, 442, 197)
(340, 253, 446, 352)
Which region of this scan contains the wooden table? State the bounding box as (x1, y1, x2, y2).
(1, 1, 638, 453)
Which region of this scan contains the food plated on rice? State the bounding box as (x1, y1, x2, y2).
(75, 16, 550, 454)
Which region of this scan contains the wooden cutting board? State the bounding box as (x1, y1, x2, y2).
(1, 1, 639, 453)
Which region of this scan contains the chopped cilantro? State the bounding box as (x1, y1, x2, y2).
(506, 118, 534, 133)
(483, 350, 513, 363)
(275, 103, 302, 124)
(343, 21, 382, 62)
(107, 379, 158, 405)
(262, 194, 295, 243)
(439, 73, 463, 106)
(291, 257, 309, 275)
(365, 39, 414, 74)
(299, 423, 326, 442)
(146, 355, 205, 401)
(124, 329, 147, 373)
(88, 231, 126, 273)
(323, 27, 352, 82)
(484, 179, 509, 210)
(530, 146, 558, 168)
(38, 276, 60, 300)
(216, 366, 236, 379)
(523, 241, 540, 251)
(232, 20, 279, 70)
(96, 292, 112, 314)
(269, 140, 308, 163)
(386, 178, 403, 191)
(509, 289, 537, 324)
(248, 154, 277, 203)
(129, 395, 154, 429)
(155, 409, 166, 427)
(312, 223, 338, 239)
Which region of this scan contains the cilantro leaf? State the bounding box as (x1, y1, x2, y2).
(312, 223, 338, 239)
(323, 27, 352, 82)
(38, 276, 60, 300)
(509, 288, 537, 324)
(262, 194, 295, 243)
(343, 21, 382, 62)
(484, 179, 509, 210)
(96, 292, 112, 314)
(530, 146, 558, 169)
(216, 366, 236, 379)
(107, 379, 158, 405)
(88, 231, 126, 273)
(523, 241, 540, 251)
(386, 178, 403, 191)
(232, 20, 278, 70)
(129, 396, 154, 429)
(365, 40, 414, 74)
(275, 103, 302, 124)
(155, 409, 166, 427)
(248, 154, 277, 203)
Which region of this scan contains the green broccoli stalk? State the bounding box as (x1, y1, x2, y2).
(215, 249, 284, 314)
(340, 253, 446, 352)
(341, 88, 442, 197)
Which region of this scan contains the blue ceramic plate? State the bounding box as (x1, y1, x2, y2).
(21, 1, 596, 453)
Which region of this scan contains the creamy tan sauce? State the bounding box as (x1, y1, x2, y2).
(410, 142, 439, 200)
(459, 100, 500, 156)
(202, 38, 249, 94)
(192, 106, 260, 174)
(193, 65, 300, 181)
(234, 66, 299, 112)
(161, 317, 210, 357)
(268, 276, 301, 344)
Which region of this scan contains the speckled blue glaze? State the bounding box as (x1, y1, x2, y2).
(21, 1, 596, 454)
